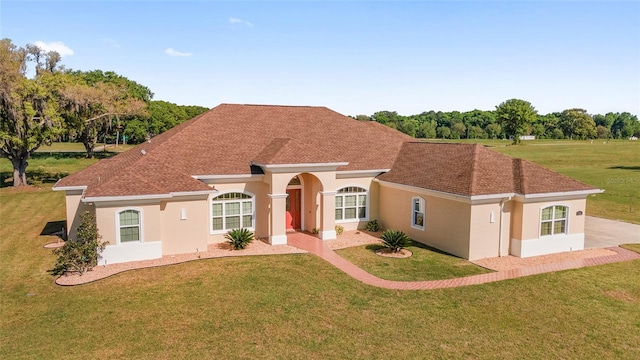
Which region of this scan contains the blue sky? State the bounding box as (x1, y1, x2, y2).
(2, 1, 639, 116)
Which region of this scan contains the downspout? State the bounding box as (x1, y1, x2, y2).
(498, 196, 512, 257)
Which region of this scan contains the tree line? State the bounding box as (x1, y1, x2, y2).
(354, 102, 639, 142)
(1, 39, 208, 186)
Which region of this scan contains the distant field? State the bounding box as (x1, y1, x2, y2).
(1, 143, 134, 188)
(36, 142, 135, 153)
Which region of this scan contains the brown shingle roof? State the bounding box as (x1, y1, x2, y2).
(377, 142, 597, 196)
(56, 104, 597, 198)
(56, 104, 412, 197)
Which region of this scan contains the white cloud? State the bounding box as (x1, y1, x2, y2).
(165, 48, 192, 57)
(102, 38, 121, 48)
(229, 17, 253, 27)
(33, 41, 74, 57)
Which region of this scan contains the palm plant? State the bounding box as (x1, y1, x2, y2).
(225, 228, 255, 250)
(380, 229, 410, 253)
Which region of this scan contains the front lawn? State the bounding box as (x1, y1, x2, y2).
(1, 187, 639, 359)
(335, 242, 492, 281)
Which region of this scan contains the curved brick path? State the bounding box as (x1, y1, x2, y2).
(287, 232, 640, 290)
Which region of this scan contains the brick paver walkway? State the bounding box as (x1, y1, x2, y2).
(287, 232, 640, 290)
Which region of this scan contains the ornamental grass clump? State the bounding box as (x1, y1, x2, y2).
(380, 229, 410, 253)
(225, 228, 255, 250)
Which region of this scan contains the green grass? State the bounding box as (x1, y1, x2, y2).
(1, 186, 640, 359)
(621, 244, 640, 254)
(335, 242, 492, 281)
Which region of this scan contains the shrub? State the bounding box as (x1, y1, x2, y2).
(366, 220, 380, 232)
(380, 229, 410, 253)
(225, 228, 255, 250)
(335, 225, 344, 235)
(311, 227, 319, 234)
(52, 211, 106, 275)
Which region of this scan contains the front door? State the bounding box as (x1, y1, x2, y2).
(286, 189, 301, 230)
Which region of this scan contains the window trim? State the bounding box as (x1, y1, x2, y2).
(334, 185, 369, 223)
(210, 191, 256, 234)
(115, 208, 144, 244)
(539, 205, 570, 237)
(411, 196, 425, 231)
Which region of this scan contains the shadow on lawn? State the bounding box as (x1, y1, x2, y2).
(608, 165, 640, 171)
(41, 220, 67, 238)
(364, 241, 458, 257)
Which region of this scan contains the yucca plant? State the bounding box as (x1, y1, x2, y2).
(380, 229, 410, 253)
(225, 228, 255, 250)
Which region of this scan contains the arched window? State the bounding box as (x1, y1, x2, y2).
(540, 205, 568, 236)
(211, 192, 255, 232)
(117, 209, 141, 243)
(335, 186, 368, 221)
(411, 197, 425, 230)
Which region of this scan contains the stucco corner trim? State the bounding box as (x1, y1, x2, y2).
(319, 230, 337, 240)
(269, 234, 288, 245)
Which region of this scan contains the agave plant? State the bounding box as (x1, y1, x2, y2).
(225, 228, 255, 250)
(380, 229, 410, 253)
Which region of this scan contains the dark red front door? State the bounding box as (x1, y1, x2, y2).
(286, 189, 301, 230)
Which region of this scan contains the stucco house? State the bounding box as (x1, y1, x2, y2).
(53, 104, 603, 265)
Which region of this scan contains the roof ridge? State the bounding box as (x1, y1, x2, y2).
(469, 144, 481, 195)
(512, 158, 526, 194)
(220, 103, 325, 109)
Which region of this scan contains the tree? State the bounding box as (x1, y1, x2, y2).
(437, 126, 451, 139)
(495, 99, 538, 144)
(468, 125, 485, 139)
(485, 123, 502, 139)
(596, 125, 610, 139)
(52, 211, 106, 275)
(59, 70, 151, 158)
(0, 39, 63, 186)
(560, 109, 596, 139)
(450, 122, 466, 139)
(417, 121, 436, 139)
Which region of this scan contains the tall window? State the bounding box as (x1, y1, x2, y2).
(412, 197, 425, 230)
(540, 205, 568, 236)
(335, 186, 368, 221)
(118, 209, 141, 243)
(211, 192, 254, 232)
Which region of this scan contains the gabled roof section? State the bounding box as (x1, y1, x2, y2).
(377, 142, 598, 197)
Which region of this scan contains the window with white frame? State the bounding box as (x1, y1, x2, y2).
(412, 197, 425, 230)
(211, 192, 254, 232)
(335, 186, 368, 221)
(118, 209, 141, 243)
(540, 205, 568, 236)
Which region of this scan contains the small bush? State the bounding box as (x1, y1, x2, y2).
(52, 211, 106, 275)
(381, 229, 410, 253)
(225, 228, 255, 250)
(335, 225, 344, 235)
(311, 227, 319, 234)
(366, 220, 380, 232)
